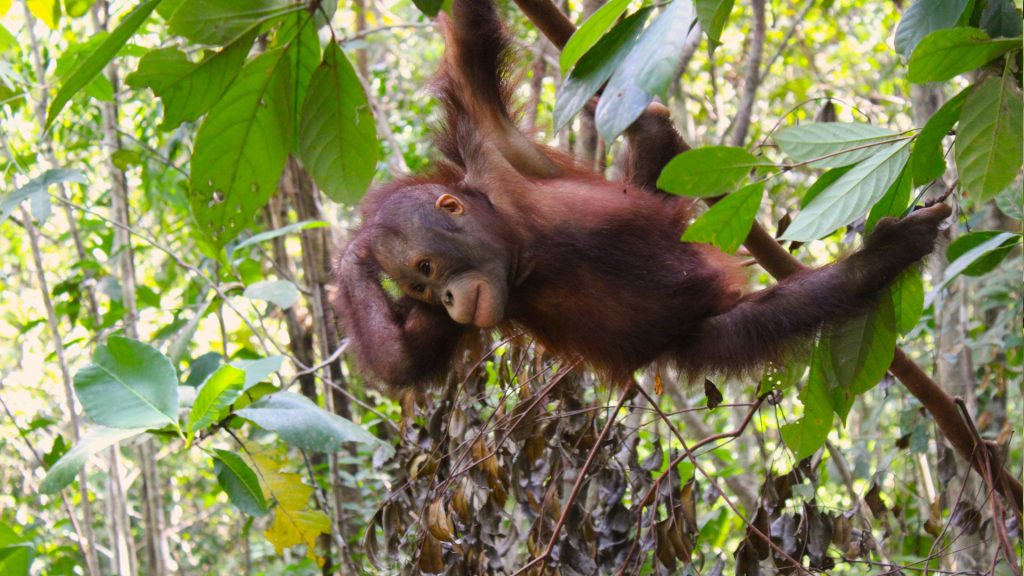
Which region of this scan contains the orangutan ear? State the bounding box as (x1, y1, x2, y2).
(435, 193, 466, 215)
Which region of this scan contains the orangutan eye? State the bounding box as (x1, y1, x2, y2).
(418, 260, 433, 276)
(411, 284, 426, 294)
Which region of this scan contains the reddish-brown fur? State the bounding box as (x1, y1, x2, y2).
(332, 0, 949, 389)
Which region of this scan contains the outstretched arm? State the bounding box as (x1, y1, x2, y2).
(333, 239, 467, 389)
(676, 204, 952, 376)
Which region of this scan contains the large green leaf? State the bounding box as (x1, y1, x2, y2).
(946, 231, 1021, 277)
(594, 7, 667, 142)
(125, 31, 254, 129)
(681, 182, 762, 253)
(167, 0, 297, 46)
(554, 8, 651, 131)
(657, 146, 765, 198)
(188, 365, 245, 434)
(774, 122, 899, 168)
(213, 449, 268, 516)
(980, 0, 1023, 39)
(695, 0, 735, 46)
(907, 27, 1020, 83)
(560, 0, 631, 75)
(243, 279, 299, 309)
(781, 140, 910, 241)
(954, 72, 1023, 203)
(189, 48, 292, 247)
(39, 427, 147, 493)
(280, 12, 320, 149)
(865, 169, 911, 234)
(0, 522, 33, 575)
(801, 166, 853, 208)
(633, 0, 696, 100)
(828, 296, 897, 422)
(1, 169, 85, 224)
(411, 0, 443, 17)
(236, 391, 390, 454)
(938, 231, 1021, 289)
(780, 343, 834, 461)
(230, 355, 284, 389)
(298, 42, 378, 204)
(44, 0, 162, 129)
(892, 270, 924, 335)
(893, 0, 970, 57)
(73, 337, 179, 429)
(910, 85, 970, 185)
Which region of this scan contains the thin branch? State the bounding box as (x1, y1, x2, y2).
(728, 0, 766, 147)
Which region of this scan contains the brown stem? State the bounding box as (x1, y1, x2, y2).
(511, 0, 575, 48)
(728, 0, 765, 147)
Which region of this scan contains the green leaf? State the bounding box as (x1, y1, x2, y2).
(695, 0, 735, 46)
(632, 0, 696, 100)
(125, 32, 254, 130)
(907, 28, 1020, 83)
(801, 166, 853, 208)
(0, 522, 32, 576)
(995, 179, 1023, 221)
(229, 220, 327, 258)
(954, 72, 1023, 203)
(827, 296, 896, 421)
(167, 0, 297, 46)
(780, 343, 834, 461)
(554, 8, 652, 131)
(298, 42, 378, 204)
(213, 449, 268, 516)
(45, 0, 162, 130)
(73, 336, 179, 429)
(946, 231, 1021, 276)
(781, 140, 910, 241)
(236, 391, 390, 454)
(183, 352, 222, 388)
(894, 0, 970, 57)
(774, 122, 899, 168)
(657, 146, 765, 198)
(40, 427, 147, 493)
(981, 0, 1023, 39)
(64, 0, 90, 17)
(280, 12, 320, 149)
(189, 48, 292, 247)
(1, 169, 85, 224)
(595, 8, 664, 142)
(865, 169, 911, 234)
(560, 0, 631, 75)
(892, 269, 924, 335)
(937, 231, 1021, 289)
(188, 365, 245, 433)
(911, 85, 970, 185)
(230, 355, 284, 390)
(681, 182, 762, 253)
(411, 0, 443, 17)
(243, 279, 299, 309)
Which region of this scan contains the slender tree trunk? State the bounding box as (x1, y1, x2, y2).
(93, 2, 170, 572)
(911, 82, 990, 573)
(729, 0, 765, 148)
(17, 2, 100, 572)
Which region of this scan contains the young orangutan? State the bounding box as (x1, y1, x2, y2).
(333, 0, 950, 389)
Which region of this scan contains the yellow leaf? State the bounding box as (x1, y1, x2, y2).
(26, 0, 59, 29)
(0, 0, 12, 17)
(265, 509, 331, 564)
